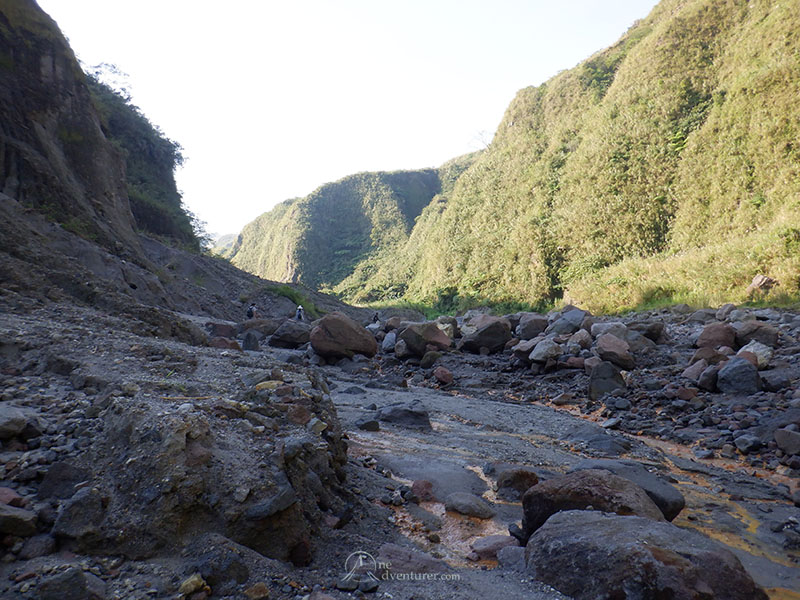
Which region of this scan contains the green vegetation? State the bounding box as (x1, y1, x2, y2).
(86, 71, 204, 251)
(228, 156, 476, 296)
(231, 0, 800, 314)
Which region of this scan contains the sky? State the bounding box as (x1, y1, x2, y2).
(37, 0, 660, 238)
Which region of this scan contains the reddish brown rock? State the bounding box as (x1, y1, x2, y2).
(209, 337, 242, 351)
(310, 312, 377, 358)
(0, 487, 24, 508)
(695, 322, 736, 349)
(595, 334, 635, 370)
(496, 468, 540, 500)
(690, 346, 727, 365)
(206, 322, 237, 338)
(287, 404, 311, 425)
(411, 480, 436, 502)
(433, 366, 453, 385)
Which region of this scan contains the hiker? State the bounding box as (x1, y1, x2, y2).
(295, 305, 305, 321)
(246, 303, 258, 319)
(372, 312, 379, 323)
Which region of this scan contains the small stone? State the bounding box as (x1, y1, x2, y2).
(356, 418, 380, 432)
(179, 574, 208, 596)
(0, 503, 36, 536)
(552, 393, 575, 406)
(734, 434, 762, 455)
(433, 366, 454, 385)
(444, 492, 496, 519)
(233, 486, 250, 503)
(307, 418, 328, 433)
(244, 582, 271, 600)
(0, 487, 24, 508)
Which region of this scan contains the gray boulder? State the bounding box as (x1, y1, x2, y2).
(545, 308, 587, 335)
(376, 401, 432, 430)
(0, 404, 27, 440)
(717, 357, 762, 394)
(588, 361, 627, 400)
(516, 313, 548, 340)
(458, 317, 511, 354)
(525, 511, 767, 600)
(529, 339, 562, 363)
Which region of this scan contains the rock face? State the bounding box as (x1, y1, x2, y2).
(526, 511, 768, 600)
(520, 469, 664, 542)
(310, 312, 377, 358)
(51, 370, 349, 565)
(0, 0, 143, 256)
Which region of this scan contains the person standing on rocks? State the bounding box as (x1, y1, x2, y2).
(246, 303, 258, 319)
(295, 305, 305, 321)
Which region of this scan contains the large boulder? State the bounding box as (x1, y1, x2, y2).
(568, 459, 685, 521)
(545, 308, 587, 335)
(695, 322, 736, 349)
(516, 313, 549, 340)
(268, 320, 311, 348)
(520, 469, 664, 542)
(525, 511, 767, 600)
(458, 316, 512, 354)
(590, 321, 627, 339)
(310, 312, 377, 359)
(397, 322, 452, 357)
(529, 339, 563, 363)
(595, 333, 635, 370)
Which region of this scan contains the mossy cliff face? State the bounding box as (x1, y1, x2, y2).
(233, 0, 800, 312)
(0, 0, 140, 254)
(401, 0, 800, 311)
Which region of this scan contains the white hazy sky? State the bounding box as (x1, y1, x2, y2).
(37, 0, 660, 237)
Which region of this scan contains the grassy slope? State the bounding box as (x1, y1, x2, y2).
(383, 0, 799, 312)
